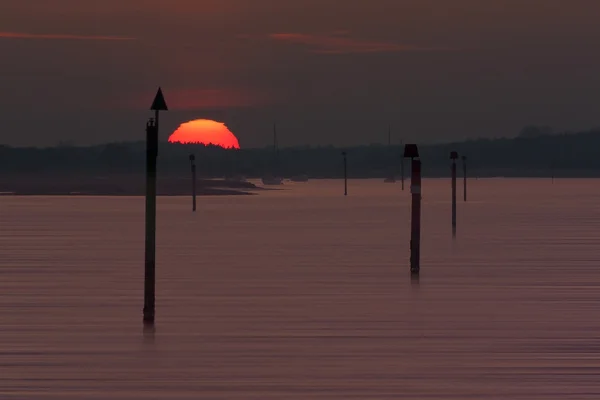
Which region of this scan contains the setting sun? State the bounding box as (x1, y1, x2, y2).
(168, 119, 240, 149)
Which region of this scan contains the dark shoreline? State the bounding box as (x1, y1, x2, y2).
(0, 190, 256, 196)
(0, 174, 263, 196)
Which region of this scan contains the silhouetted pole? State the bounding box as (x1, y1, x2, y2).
(404, 144, 421, 276)
(400, 139, 405, 191)
(450, 151, 458, 236)
(144, 87, 168, 327)
(190, 154, 197, 212)
(387, 125, 394, 181)
(342, 151, 348, 196)
(462, 155, 467, 202)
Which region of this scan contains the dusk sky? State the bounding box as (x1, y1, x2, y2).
(2, 0, 600, 147)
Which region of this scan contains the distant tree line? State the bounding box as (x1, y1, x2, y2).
(2, 127, 600, 178)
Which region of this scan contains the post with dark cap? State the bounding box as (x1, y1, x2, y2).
(462, 155, 467, 202)
(404, 144, 421, 277)
(190, 154, 197, 212)
(144, 87, 168, 327)
(450, 151, 458, 236)
(342, 151, 348, 196)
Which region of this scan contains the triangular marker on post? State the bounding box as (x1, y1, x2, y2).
(150, 87, 168, 111)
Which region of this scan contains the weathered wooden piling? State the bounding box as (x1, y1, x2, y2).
(189, 154, 196, 212)
(143, 87, 168, 327)
(342, 151, 348, 196)
(404, 144, 421, 276)
(400, 139, 405, 191)
(462, 155, 467, 202)
(450, 151, 458, 236)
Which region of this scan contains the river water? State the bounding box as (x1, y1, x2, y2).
(1, 179, 599, 399)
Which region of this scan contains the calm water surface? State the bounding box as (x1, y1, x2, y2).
(1, 179, 600, 399)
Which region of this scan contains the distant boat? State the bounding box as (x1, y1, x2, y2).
(290, 174, 309, 182)
(383, 176, 396, 183)
(227, 175, 247, 183)
(262, 176, 284, 185)
(261, 123, 284, 186)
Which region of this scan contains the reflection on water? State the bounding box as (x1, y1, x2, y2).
(1, 179, 600, 398)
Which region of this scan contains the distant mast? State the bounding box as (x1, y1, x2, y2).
(384, 124, 396, 183)
(273, 122, 278, 176)
(261, 122, 284, 185)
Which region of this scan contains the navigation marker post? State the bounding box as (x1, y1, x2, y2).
(404, 144, 421, 277)
(450, 151, 458, 237)
(342, 151, 348, 196)
(462, 155, 467, 202)
(190, 154, 197, 212)
(144, 87, 168, 327)
(400, 139, 405, 191)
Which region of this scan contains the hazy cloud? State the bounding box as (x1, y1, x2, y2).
(268, 32, 445, 54)
(3, 0, 600, 147)
(0, 32, 135, 41)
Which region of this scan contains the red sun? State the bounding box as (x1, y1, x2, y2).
(168, 119, 240, 149)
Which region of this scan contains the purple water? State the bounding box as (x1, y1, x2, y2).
(1, 179, 599, 399)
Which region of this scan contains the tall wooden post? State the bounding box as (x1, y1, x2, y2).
(342, 151, 348, 196)
(450, 151, 458, 236)
(404, 144, 421, 276)
(400, 140, 405, 191)
(462, 155, 467, 202)
(143, 87, 168, 327)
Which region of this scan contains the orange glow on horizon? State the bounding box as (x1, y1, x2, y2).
(168, 119, 240, 149)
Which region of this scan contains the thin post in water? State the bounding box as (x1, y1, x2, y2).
(190, 154, 197, 212)
(144, 87, 168, 327)
(400, 139, 405, 191)
(462, 155, 467, 202)
(404, 144, 421, 277)
(143, 117, 157, 327)
(450, 151, 458, 236)
(342, 151, 348, 196)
